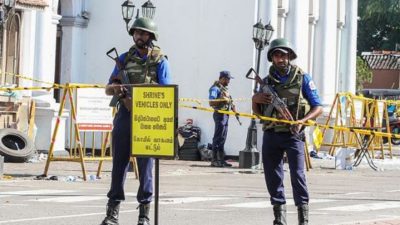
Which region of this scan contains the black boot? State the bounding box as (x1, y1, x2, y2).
(298, 204, 309, 225)
(273, 204, 287, 225)
(137, 203, 151, 225)
(218, 151, 232, 167)
(210, 151, 222, 167)
(100, 200, 120, 225)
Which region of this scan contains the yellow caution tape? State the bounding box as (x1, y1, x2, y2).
(1, 77, 400, 140)
(3, 70, 399, 140)
(2, 70, 400, 106)
(178, 98, 251, 106)
(66, 83, 106, 88)
(0, 85, 63, 91)
(179, 98, 203, 105)
(0, 83, 107, 91)
(1, 175, 13, 180)
(179, 104, 400, 139)
(2, 71, 62, 87)
(181, 97, 251, 102)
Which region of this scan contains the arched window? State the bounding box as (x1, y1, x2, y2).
(4, 12, 21, 85)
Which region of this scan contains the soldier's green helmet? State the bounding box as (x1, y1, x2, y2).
(267, 38, 297, 62)
(129, 17, 158, 41)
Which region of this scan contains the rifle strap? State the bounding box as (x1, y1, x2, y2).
(143, 47, 154, 83)
(294, 66, 304, 120)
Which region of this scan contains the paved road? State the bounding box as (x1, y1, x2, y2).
(1, 159, 400, 225)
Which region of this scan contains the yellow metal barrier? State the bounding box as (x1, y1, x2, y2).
(320, 93, 394, 159)
(43, 83, 138, 181)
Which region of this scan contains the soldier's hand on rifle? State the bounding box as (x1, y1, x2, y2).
(112, 84, 128, 98)
(231, 104, 237, 113)
(222, 96, 231, 103)
(290, 119, 305, 134)
(121, 96, 132, 111)
(252, 93, 273, 104)
(221, 92, 231, 102)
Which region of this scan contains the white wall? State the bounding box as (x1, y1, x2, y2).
(82, 0, 257, 155)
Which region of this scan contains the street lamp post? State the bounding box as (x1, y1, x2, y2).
(121, 0, 135, 32)
(239, 20, 274, 169)
(141, 0, 156, 19)
(121, 0, 156, 33)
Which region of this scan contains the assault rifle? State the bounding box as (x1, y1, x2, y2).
(228, 96, 242, 126)
(107, 48, 131, 110)
(246, 67, 294, 122)
(235, 114, 242, 126)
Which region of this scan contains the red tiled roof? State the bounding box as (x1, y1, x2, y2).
(361, 51, 400, 70)
(17, 0, 48, 7)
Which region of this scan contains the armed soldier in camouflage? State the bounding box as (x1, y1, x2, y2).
(209, 71, 237, 167)
(101, 17, 171, 225)
(252, 38, 322, 225)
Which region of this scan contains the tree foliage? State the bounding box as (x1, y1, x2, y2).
(358, 0, 400, 52)
(356, 56, 373, 90)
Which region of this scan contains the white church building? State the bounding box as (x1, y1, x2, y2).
(0, 0, 358, 156)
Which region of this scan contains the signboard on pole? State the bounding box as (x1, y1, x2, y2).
(76, 88, 113, 131)
(131, 85, 178, 158)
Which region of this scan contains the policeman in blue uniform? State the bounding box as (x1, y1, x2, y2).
(252, 38, 322, 225)
(101, 17, 171, 225)
(209, 71, 236, 167)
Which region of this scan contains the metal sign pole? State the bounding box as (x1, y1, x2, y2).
(154, 158, 159, 225)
